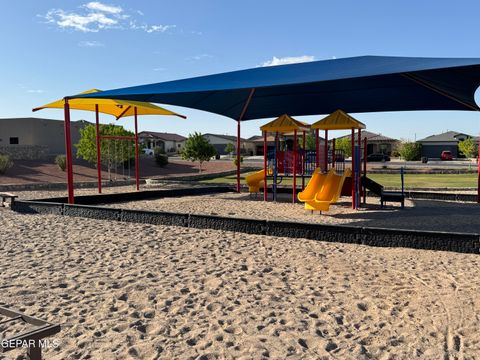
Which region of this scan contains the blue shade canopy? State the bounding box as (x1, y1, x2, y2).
(72, 56, 480, 120)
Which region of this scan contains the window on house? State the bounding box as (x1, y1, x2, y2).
(9, 137, 19, 144)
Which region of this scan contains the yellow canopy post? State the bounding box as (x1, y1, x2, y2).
(33, 89, 186, 119)
(311, 109, 365, 130)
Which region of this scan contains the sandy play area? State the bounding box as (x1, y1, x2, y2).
(1, 199, 480, 359)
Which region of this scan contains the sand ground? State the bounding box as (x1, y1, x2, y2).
(1, 195, 480, 359)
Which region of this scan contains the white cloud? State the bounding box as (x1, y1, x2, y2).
(260, 55, 315, 67)
(41, 2, 175, 34)
(78, 40, 104, 47)
(187, 54, 213, 61)
(27, 89, 45, 93)
(84, 2, 122, 14)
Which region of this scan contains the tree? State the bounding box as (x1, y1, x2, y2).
(458, 138, 478, 159)
(76, 124, 136, 179)
(181, 132, 217, 172)
(398, 141, 422, 161)
(335, 137, 352, 158)
(305, 132, 316, 151)
(224, 143, 235, 156)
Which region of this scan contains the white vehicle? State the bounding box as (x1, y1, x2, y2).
(143, 148, 154, 156)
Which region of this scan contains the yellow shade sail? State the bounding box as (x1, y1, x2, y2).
(32, 89, 186, 119)
(260, 114, 310, 133)
(311, 109, 365, 130)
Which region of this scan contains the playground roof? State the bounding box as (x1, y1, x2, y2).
(34, 89, 186, 119)
(72, 56, 480, 120)
(311, 109, 366, 130)
(260, 114, 310, 133)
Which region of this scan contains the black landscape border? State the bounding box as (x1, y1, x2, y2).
(11, 190, 480, 254)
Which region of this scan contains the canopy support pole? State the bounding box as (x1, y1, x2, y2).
(134, 107, 140, 191)
(315, 129, 319, 168)
(95, 104, 102, 194)
(236, 88, 255, 193)
(363, 137, 367, 204)
(332, 138, 336, 168)
(324, 130, 328, 171)
(64, 99, 74, 204)
(478, 132, 480, 203)
(293, 129, 297, 204)
(302, 130, 306, 190)
(357, 129, 362, 208)
(263, 130, 267, 202)
(351, 128, 355, 209)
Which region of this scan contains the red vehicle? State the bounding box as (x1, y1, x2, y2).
(441, 150, 453, 160)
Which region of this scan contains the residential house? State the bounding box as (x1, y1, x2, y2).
(0, 117, 89, 160)
(334, 131, 399, 155)
(417, 131, 473, 158)
(202, 133, 255, 155)
(249, 132, 325, 155)
(139, 131, 186, 154)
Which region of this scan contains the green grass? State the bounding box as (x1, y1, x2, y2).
(202, 172, 478, 188)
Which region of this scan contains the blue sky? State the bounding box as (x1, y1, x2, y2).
(2, 0, 480, 140)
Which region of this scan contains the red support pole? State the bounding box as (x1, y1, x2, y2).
(302, 130, 306, 190)
(324, 129, 328, 171)
(64, 99, 74, 204)
(95, 104, 102, 194)
(315, 129, 319, 168)
(236, 89, 256, 193)
(332, 138, 336, 168)
(478, 134, 480, 203)
(363, 136, 367, 204)
(357, 129, 362, 209)
(293, 129, 297, 204)
(351, 128, 355, 209)
(134, 107, 140, 191)
(263, 131, 267, 202)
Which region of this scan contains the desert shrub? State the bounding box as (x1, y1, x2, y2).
(55, 154, 67, 171)
(0, 154, 13, 174)
(398, 141, 422, 161)
(154, 147, 168, 167)
(233, 156, 244, 166)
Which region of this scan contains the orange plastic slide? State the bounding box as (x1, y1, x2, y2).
(297, 167, 331, 202)
(302, 168, 352, 211)
(245, 169, 264, 193)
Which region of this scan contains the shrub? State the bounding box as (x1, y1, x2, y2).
(55, 155, 67, 171)
(398, 141, 422, 161)
(233, 156, 244, 166)
(181, 132, 217, 173)
(0, 154, 13, 174)
(154, 147, 168, 167)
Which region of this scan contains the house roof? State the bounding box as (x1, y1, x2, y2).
(417, 131, 472, 143)
(203, 133, 248, 142)
(138, 131, 186, 141)
(334, 130, 398, 142)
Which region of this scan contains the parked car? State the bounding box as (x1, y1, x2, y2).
(367, 153, 390, 162)
(143, 148, 154, 156)
(441, 150, 453, 160)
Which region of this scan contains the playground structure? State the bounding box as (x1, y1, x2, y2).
(33, 89, 185, 202)
(247, 110, 370, 212)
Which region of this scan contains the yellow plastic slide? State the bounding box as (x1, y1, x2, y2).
(303, 168, 352, 211)
(245, 169, 265, 193)
(297, 167, 331, 202)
